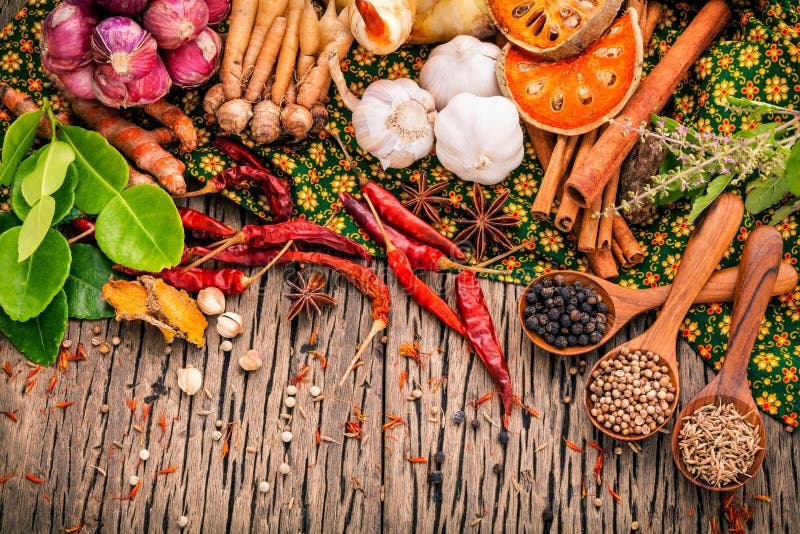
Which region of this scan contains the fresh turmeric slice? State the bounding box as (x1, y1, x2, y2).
(141, 276, 208, 348)
(102, 280, 178, 343)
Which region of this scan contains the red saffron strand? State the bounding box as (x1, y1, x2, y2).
(563, 437, 585, 453)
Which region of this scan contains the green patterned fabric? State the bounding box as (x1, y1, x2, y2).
(0, 0, 799, 428)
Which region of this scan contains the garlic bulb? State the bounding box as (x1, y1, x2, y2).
(346, 0, 415, 55)
(434, 93, 524, 185)
(329, 52, 436, 169)
(420, 35, 501, 110)
(177, 365, 203, 395)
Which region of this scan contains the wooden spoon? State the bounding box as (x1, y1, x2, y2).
(583, 192, 744, 441)
(670, 226, 780, 491)
(518, 264, 797, 357)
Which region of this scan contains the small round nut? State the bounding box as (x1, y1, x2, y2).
(258, 481, 271, 493)
(286, 385, 298, 396)
(138, 449, 150, 461)
(281, 431, 293, 443)
(177, 515, 189, 528)
(278, 462, 291, 475)
(197, 287, 226, 316)
(220, 340, 233, 352)
(631, 520, 640, 531)
(217, 312, 243, 338)
(129, 475, 140, 486)
(284, 397, 296, 408)
(239, 350, 263, 371)
(309, 386, 321, 397)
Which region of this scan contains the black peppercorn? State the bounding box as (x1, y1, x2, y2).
(498, 429, 509, 444)
(560, 314, 571, 327)
(554, 336, 568, 349)
(542, 277, 553, 288)
(580, 313, 591, 324)
(552, 296, 564, 308)
(542, 509, 554, 522)
(547, 308, 561, 321)
(526, 292, 538, 305)
(581, 302, 593, 313)
(597, 302, 608, 313)
(524, 306, 537, 317)
(541, 287, 554, 298)
(453, 410, 465, 424)
(567, 334, 578, 345)
(595, 322, 607, 334)
(526, 317, 539, 330)
(589, 331, 603, 344)
(544, 333, 556, 344)
(578, 334, 589, 346)
(471, 419, 480, 430)
(573, 281, 583, 290)
(546, 322, 559, 334)
(569, 309, 581, 322)
(433, 451, 445, 464)
(538, 315, 549, 325)
(492, 463, 503, 475)
(584, 322, 596, 333)
(586, 295, 598, 305)
(428, 471, 443, 484)
(553, 274, 565, 286)
(570, 322, 584, 335)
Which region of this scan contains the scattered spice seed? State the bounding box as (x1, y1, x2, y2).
(91, 336, 102, 346)
(2, 362, 12, 377)
(310, 386, 322, 397)
(111, 336, 121, 346)
(498, 430, 509, 444)
(177, 516, 188, 529)
(427, 471, 443, 484)
(453, 410, 465, 424)
(93, 326, 102, 335)
(753, 495, 772, 503)
(54, 401, 74, 409)
(258, 481, 270, 493)
(433, 451, 445, 464)
(605, 481, 622, 502)
(138, 449, 150, 461)
(2, 410, 18, 422)
(587, 442, 605, 452)
(470, 419, 480, 430)
(129, 476, 140, 486)
(278, 462, 291, 475)
(47, 374, 58, 393)
(469, 391, 493, 409)
(563, 437, 585, 453)
(492, 463, 503, 475)
(25, 473, 44, 483)
(631, 520, 640, 531)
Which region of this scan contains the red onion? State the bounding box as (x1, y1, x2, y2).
(205, 0, 231, 25)
(142, 0, 209, 50)
(59, 64, 96, 99)
(93, 58, 172, 107)
(95, 0, 149, 15)
(162, 28, 222, 88)
(91, 17, 159, 83)
(40, 1, 99, 75)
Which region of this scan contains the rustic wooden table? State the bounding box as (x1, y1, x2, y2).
(0, 2, 798, 533)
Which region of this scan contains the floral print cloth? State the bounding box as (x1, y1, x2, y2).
(0, 0, 798, 428)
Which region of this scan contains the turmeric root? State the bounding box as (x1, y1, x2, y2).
(203, 83, 226, 115)
(149, 127, 178, 146)
(0, 82, 72, 138)
(102, 280, 178, 343)
(126, 162, 157, 187)
(141, 276, 207, 348)
(216, 98, 253, 135)
(71, 98, 187, 195)
(143, 98, 198, 151)
(250, 99, 282, 144)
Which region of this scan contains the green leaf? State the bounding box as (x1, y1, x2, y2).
(11, 158, 77, 225)
(95, 184, 184, 271)
(17, 195, 56, 261)
(727, 96, 793, 116)
(0, 290, 67, 366)
(58, 124, 128, 214)
(0, 227, 71, 322)
(0, 211, 21, 234)
(20, 141, 74, 205)
(734, 123, 778, 139)
(745, 174, 790, 214)
(769, 199, 800, 225)
(64, 244, 116, 319)
(687, 174, 734, 222)
(0, 109, 44, 186)
(785, 140, 800, 197)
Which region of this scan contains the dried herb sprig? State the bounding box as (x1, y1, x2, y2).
(603, 97, 800, 223)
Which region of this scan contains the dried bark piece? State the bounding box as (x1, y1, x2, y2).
(141, 276, 208, 348)
(617, 136, 666, 225)
(102, 280, 178, 343)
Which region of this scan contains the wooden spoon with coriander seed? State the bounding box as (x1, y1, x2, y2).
(670, 226, 779, 491)
(583, 192, 744, 441)
(517, 264, 798, 357)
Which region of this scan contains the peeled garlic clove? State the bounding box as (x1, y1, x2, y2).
(197, 287, 226, 315)
(177, 366, 203, 396)
(238, 349, 262, 371)
(217, 312, 243, 338)
(347, 0, 414, 55)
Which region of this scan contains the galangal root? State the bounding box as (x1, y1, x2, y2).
(210, 0, 351, 144)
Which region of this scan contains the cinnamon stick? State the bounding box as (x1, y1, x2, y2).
(564, 0, 730, 207)
(585, 249, 619, 280)
(525, 124, 556, 169)
(555, 130, 597, 232)
(531, 135, 578, 220)
(644, 2, 664, 43)
(596, 169, 620, 250)
(612, 215, 644, 267)
(578, 196, 602, 253)
(627, 0, 648, 33)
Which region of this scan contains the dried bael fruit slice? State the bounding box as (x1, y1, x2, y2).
(487, 0, 623, 60)
(497, 9, 642, 136)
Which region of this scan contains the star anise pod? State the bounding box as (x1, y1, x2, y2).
(401, 173, 451, 224)
(284, 272, 337, 321)
(455, 182, 519, 261)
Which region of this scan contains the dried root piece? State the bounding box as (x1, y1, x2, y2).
(102, 280, 178, 343)
(281, 103, 313, 140)
(250, 99, 282, 144)
(216, 98, 253, 135)
(141, 276, 208, 348)
(309, 101, 328, 136)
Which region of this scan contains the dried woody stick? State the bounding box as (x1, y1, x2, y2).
(531, 134, 579, 219)
(596, 168, 620, 250)
(577, 192, 603, 253)
(565, 0, 731, 207)
(555, 130, 596, 232)
(525, 124, 555, 170)
(611, 214, 644, 268)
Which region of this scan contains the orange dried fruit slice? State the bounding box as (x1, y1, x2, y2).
(497, 9, 642, 136)
(487, 0, 624, 60)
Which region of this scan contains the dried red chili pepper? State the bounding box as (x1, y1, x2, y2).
(361, 181, 466, 261)
(186, 245, 282, 267)
(115, 265, 255, 295)
(214, 138, 268, 170)
(177, 207, 236, 240)
(235, 221, 370, 261)
(455, 271, 513, 419)
(180, 165, 293, 222)
(71, 218, 95, 234)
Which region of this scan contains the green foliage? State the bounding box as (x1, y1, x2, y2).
(63, 244, 116, 319)
(785, 140, 800, 197)
(17, 195, 56, 261)
(0, 290, 67, 366)
(20, 140, 74, 204)
(0, 109, 44, 186)
(11, 151, 77, 224)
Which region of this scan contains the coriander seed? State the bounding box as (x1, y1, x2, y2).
(258, 481, 270, 493)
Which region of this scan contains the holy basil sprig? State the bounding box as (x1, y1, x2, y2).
(0, 102, 184, 365)
(609, 97, 800, 224)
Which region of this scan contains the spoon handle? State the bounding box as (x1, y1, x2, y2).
(719, 226, 783, 395)
(643, 193, 743, 353)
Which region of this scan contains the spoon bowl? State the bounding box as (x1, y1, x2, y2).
(671, 226, 780, 491)
(583, 193, 745, 441)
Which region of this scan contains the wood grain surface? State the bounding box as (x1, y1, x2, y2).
(0, 2, 798, 533)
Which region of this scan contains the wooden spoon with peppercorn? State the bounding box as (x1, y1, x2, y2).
(517, 265, 797, 357)
(670, 226, 779, 491)
(583, 192, 744, 441)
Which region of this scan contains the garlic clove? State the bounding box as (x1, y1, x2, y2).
(238, 349, 262, 371)
(177, 365, 203, 396)
(197, 287, 226, 315)
(216, 312, 243, 338)
(347, 0, 415, 55)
